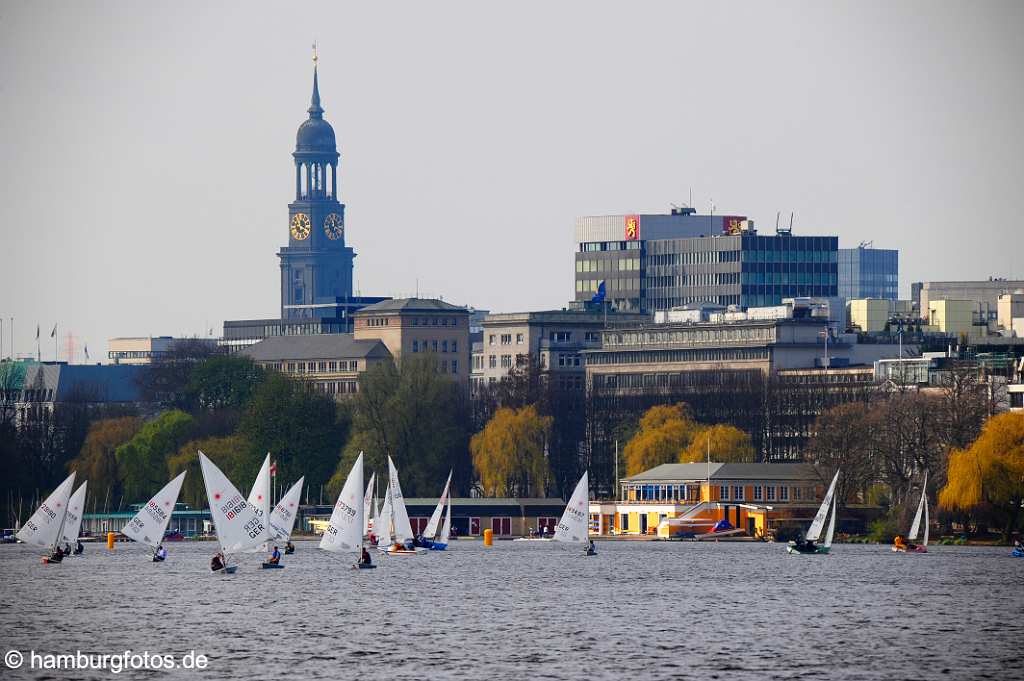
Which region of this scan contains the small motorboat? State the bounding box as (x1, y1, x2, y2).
(261, 562, 285, 569)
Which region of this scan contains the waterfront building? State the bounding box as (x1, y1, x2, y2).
(240, 334, 392, 397)
(838, 245, 898, 300)
(353, 298, 471, 389)
(589, 462, 830, 539)
(474, 309, 649, 391)
(912, 279, 1024, 325)
(3, 362, 142, 427)
(573, 207, 838, 313)
(107, 336, 219, 365)
(81, 504, 210, 538)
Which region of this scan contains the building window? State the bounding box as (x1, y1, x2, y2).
(719, 485, 729, 501)
(516, 333, 524, 344)
(442, 340, 448, 353)
(793, 486, 802, 501)
(451, 360, 457, 374)
(779, 486, 790, 501)
(766, 486, 776, 501)
(413, 340, 419, 353)
(500, 355, 512, 368)
(349, 361, 358, 371)
(501, 334, 512, 345)
(732, 485, 744, 501)
(489, 334, 496, 346)
(620, 513, 629, 531)
(753, 485, 763, 501)
(451, 340, 457, 353)
(488, 355, 497, 368)
(432, 340, 438, 352)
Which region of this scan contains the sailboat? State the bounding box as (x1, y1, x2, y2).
(554, 471, 594, 556)
(245, 454, 274, 554)
(380, 456, 420, 555)
(421, 470, 452, 550)
(61, 481, 88, 556)
(122, 472, 187, 562)
(788, 470, 839, 555)
(362, 472, 376, 541)
(17, 472, 76, 564)
(268, 476, 304, 554)
(198, 451, 268, 574)
(894, 472, 929, 553)
(320, 452, 373, 568)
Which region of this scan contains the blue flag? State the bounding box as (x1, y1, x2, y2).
(591, 280, 606, 304)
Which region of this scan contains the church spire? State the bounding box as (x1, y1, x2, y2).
(309, 44, 323, 118)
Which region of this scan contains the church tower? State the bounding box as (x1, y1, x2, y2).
(278, 62, 355, 320)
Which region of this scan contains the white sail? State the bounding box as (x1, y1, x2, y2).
(806, 470, 840, 542)
(824, 493, 837, 548)
(438, 496, 451, 544)
(923, 488, 930, 547)
(908, 472, 928, 542)
(60, 482, 88, 546)
(554, 471, 590, 544)
(388, 456, 415, 543)
(16, 472, 76, 549)
(320, 452, 364, 553)
(425, 470, 452, 539)
(268, 477, 304, 541)
(363, 470, 375, 536)
(122, 472, 187, 549)
(378, 483, 394, 542)
(198, 450, 267, 555)
(244, 454, 273, 549)
(372, 497, 381, 537)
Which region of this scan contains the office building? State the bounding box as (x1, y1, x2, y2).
(912, 279, 1024, 325)
(107, 336, 219, 365)
(241, 334, 392, 397)
(837, 245, 898, 300)
(573, 207, 838, 313)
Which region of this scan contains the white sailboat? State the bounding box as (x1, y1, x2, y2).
(381, 456, 420, 554)
(894, 472, 929, 553)
(362, 471, 376, 538)
(122, 471, 187, 562)
(375, 480, 394, 552)
(17, 472, 76, 564)
(423, 470, 452, 550)
(268, 476, 304, 552)
(60, 482, 88, 555)
(433, 494, 452, 551)
(198, 451, 268, 573)
(245, 454, 274, 552)
(320, 452, 373, 568)
(554, 471, 594, 555)
(788, 470, 839, 555)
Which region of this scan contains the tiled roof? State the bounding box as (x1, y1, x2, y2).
(623, 462, 820, 482)
(241, 335, 391, 362)
(354, 298, 468, 314)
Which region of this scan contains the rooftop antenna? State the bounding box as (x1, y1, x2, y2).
(858, 240, 873, 249)
(775, 211, 780, 231)
(689, 187, 692, 208)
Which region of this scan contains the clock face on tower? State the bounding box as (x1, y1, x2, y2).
(290, 213, 311, 240)
(323, 213, 344, 241)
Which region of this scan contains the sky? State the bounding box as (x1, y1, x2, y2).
(1, 1, 1022, 362)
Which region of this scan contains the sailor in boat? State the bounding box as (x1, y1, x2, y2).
(154, 545, 168, 561)
(358, 547, 372, 566)
(63, 542, 73, 555)
(267, 546, 282, 565)
(49, 545, 65, 562)
(586, 539, 596, 555)
(210, 552, 226, 572)
(285, 540, 295, 555)
(73, 539, 84, 555)
(792, 535, 817, 553)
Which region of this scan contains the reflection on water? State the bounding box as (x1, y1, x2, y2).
(0, 540, 1021, 680)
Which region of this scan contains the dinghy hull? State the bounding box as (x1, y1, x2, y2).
(428, 543, 447, 551)
(212, 565, 237, 574)
(892, 545, 927, 553)
(1011, 548, 1023, 558)
(786, 544, 830, 555)
(261, 562, 285, 569)
(353, 563, 377, 569)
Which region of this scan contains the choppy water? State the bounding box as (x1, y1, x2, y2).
(0, 539, 1021, 680)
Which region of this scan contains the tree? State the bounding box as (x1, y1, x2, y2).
(184, 356, 266, 413)
(167, 435, 255, 509)
(470, 405, 552, 497)
(239, 373, 349, 496)
(330, 355, 470, 498)
(682, 424, 756, 464)
(622, 404, 698, 476)
(136, 339, 223, 408)
(116, 410, 195, 505)
(939, 412, 1024, 541)
(806, 402, 880, 505)
(67, 416, 142, 507)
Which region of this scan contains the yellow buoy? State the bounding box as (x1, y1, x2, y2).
(107, 532, 115, 550)
(483, 528, 493, 546)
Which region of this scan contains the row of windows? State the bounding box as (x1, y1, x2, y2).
(580, 241, 642, 252)
(576, 258, 641, 273)
(274, 360, 360, 374)
(576, 278, 639, 293)
(411, 317, 461, 327)
(648, 295, 742, 309)
(648, 250, 740, 266)
(412, 339, 459, 354)
(743, 249, 837, 264)
(742, 271, 837, 286)
(488, 333, 524, 346)
(648, 272, 741, 289)
(624, 483, 814, 502)
(318, 381, 359, 395)
(604, 326, 777, 348)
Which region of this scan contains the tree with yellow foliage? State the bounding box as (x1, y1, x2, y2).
(471, 405, 552, 497)
(623, 404, 699, 476)
(939, 412, 1024, 541)
(681, 424, 756, 464)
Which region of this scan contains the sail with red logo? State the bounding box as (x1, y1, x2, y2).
(198, 450, 267, 572)
(553, 471, 591, 546)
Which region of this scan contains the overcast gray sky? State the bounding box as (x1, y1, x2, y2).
(1, 1, 1022, 362)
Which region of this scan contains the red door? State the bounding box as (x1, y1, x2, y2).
(491, 517, 511, 536)
(469, 517, 480, 536)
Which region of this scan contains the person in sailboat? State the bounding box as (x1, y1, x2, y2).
(285, 540, 295, 555)
(74, 539, 84, 555)
(793, 533, 816, 552)
(586, 539, 596, 555)
(210, 552, 225, 572)
(155, 544, 168, 561)
(359, 547, 372, 565)
(63, 541, 72, 555)
(267, 546, 281, 565)
(50, 544, 65, 562)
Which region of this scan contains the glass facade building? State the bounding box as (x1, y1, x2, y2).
(575, 231, 838, 313)
(838, 247, 898, 300)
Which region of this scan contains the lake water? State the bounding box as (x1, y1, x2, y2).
(0, 539, 1021, 680)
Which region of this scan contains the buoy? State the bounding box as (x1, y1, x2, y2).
(483, 528, 493, 546)
(107, 532, 115, 550)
